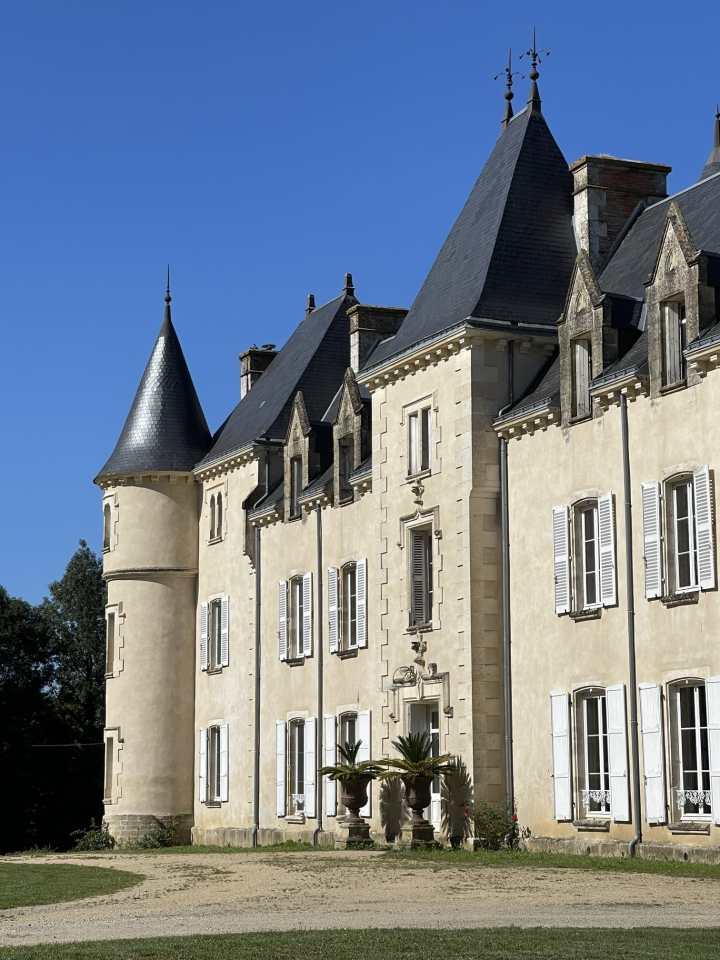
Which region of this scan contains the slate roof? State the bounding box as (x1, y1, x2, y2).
(498, 352, 560, 421)
(366, 105, 576, 368)
(96, 302, 212, 481)
(321, 381, 370, 424)
(198, 293, 355, 468)
(599, 172, 720, 300)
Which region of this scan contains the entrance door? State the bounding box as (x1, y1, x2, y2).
(409, 701, 441, 829)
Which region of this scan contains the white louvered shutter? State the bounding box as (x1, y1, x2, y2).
(598, 494, 617, 607)
(328, 568, 339, 653)
(219, 723, 229, 802)
(550, 692, 572, 821)
(552, 506, 571, 614)
(324, 714, 337, 816)
(198, 728, 207, 803)
(639, 683, 666, 824)
(200, 602, 209, 671)
(276, 721, 286, 816)
(278, 581, 288, 661)
(694, 465, 716, 591)
(302, 572, 313, 657)
(304, 717, 316, 817)
(606, 684, 629, 822)
(358, 710, 371, 817)
(356, 559, 367, 648)
(641, 482, 663, 599)
(220, 596, 230, 667)
(705, 676, 720, 825)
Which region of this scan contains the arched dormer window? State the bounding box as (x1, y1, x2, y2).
(216, 492, 223, 539)
(103, 503, 111, 552)
(209, 495, 216, 541)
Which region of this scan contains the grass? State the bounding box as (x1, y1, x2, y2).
(0, 862, 143, 910)
(2, 929, 720, 959)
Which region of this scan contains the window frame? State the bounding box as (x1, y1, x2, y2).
(105, 609, 116, 676)
(206, 724, 222, 804)
(103, 502, 112, 552)
(103, 736, 114, 803)
(409, 525, 433, 628)
(407, 406, 431, 477)
(340, 562, 358, 651)
(288, 576, 304, 660)
(669, 680, 712, 822)
(665, 475, 699, 595)
(575, 689, 611, 819)
(287, 718, 305, 816)
(571, 337, 592, 420)
(660, 298, 687, 389)
(207, 597, 223, 671)
(573, 499, 601, 611)
(338, 435, 354, 504)
(289, 456, 303, 520)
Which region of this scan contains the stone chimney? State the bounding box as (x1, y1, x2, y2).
(348, 305, 407, 372)
(570, 156, 671, 270)
(240, 344, 277, 399)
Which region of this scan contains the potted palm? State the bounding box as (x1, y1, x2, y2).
(381, 732, 452, 847)
(319, 740, 384, 847)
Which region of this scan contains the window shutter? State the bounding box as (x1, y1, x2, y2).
(694, 465, 716, 591)
(304, 717, 316, 817)
(550, 692, 572, 821)
(220, 596, 230, 667)
(328, 568, 339, 653)
(408, 413, 418, 475)
(276, 720, 286, 816)
(641, 482, 663, 599)
(705, 676, 720, 825)
(198, 728, 207, 803)
(200, 602, 209, 671)
(219, 723, 229, 802)
(598, 494, 617, 607)
(356, 559, 367, 648)
(324, 714, 337, 816)
(552, 506, 571, 615)
(410, 531, 428, 625)
(358, 710, 371, 817)
(639, 682, 666, 824)
(278, 581, 288, 661)
(302, 572, 313, 657)
(606, 683, 629, 822)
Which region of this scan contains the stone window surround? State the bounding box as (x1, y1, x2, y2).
(103, 726, 123, 804)
(399, 507, 442, 634)
(654, 461, 706, 604)
(104, 601, 125, 678)
(283, 709, 310, 823)
(332, 371, 367, 506)
(205, 592, 227, 673)
(401, 392, 439, 482)
(204, 477, 228, 545)
(572, 685, 611, 823)
(203, 719, 226, 805)
(102, 492, 119, 552)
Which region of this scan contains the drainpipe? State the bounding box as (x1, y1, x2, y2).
(313, 506, 324, 845)
(498, 341, 514, 811)
(621, 393, 642, 857)
(251, 523, 262, 847)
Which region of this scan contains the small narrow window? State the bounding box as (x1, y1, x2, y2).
(207, 725, 221, 802)
(408, 407, 431, 476)
(106, 612, 115, 675)
(289, 577, 304, 659)
(208, 598, 223, 669)
(341, 563, 358, 649)
(574, 500, 600, 609)
(104, 737, 114, 801)
(288, 719, 305, 816)
(666, 476, 698, 593)
(661, 300, 687, 387)
(216, 493, 223, 539)
(571, 339, 592, 419)
(338, 437, 354, 503)
(576, 691, 610, 818)
(290, 457, 302, 519)
(337, 711, 358, 815)
(670, 682, 711, 820)
(209, 495, 216, 540)
(103, 503, 111, 551)
(409, 526, 433, 627)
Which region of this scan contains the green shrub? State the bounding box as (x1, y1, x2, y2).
(135, 821, 179, 849)
(472, 802, 523, 850)
(70, 820, 115, 851)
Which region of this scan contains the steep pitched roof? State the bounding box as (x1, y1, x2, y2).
(199, 292, 354, 467)
(366, 105, 576, 367)
(599, 173, 720, 300)
(96, 300, 211, 481)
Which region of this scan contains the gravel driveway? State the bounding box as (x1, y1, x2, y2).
(2, 850, 720, 947)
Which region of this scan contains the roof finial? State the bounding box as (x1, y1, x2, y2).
(520, 27, 549, 113)
(344, 272, 355, 297)
(494, 48, 521, 129)
(700, 104, 720, 181)
(163, 265, 172, 324)
(306, 292, 316, 314)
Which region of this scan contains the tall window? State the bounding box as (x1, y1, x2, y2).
(576, 691, 610, 817)
(288, 719, 305, 816)
(667, 477, 698, 593)
(408, 406, 431, 476)
(207, 725, 221, 803)
(103, 503, 111, 551)
(209, 597, 223, 670)
(104, 737, 114, 802)
(289, 576, 304, 659)
(337, 712, 358, 815)
(341, 563, 358, 649)
(571, 338, 592, 419)
(106, 611, 115, 675)
(574, 500, 600, 609)
(290, 457, 302, 519)
(216, 493, 223, 538)
(409, 527, 433, 627)
(671, 683, 711, 819)
(661, 300, 687, 387)
(338, 437, 354, 503)
(210, 495, 216, 540)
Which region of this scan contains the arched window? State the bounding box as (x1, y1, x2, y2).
(574, 687, 610, 819)
(665, 475, 698, 593)
(669, 679, 711, 821)
(216, 493, 223, 539)
(209, 495, 216, 541)
(103, 503, 111, 551)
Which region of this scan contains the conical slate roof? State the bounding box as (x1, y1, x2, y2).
(700, 110, 720, 181)
(96, 296, 211, 481)
(366, 102, 576, 367)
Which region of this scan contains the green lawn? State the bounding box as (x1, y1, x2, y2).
(2, 929, 720, 960)
(0, 863, 143, 910)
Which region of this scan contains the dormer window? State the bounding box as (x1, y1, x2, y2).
(408, 406, 430, 476)
(338, 436, 354, 504)
(289, 457, 302, 520)
(571, 338, 592, 419)
(661, 299, 687, 388)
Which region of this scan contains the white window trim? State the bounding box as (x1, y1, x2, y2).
(665, 476, 699, 595)
(402, 394, 438, 480)
(204, 593, 229, 672)
(104, 603, 123, 678)
(579, 691, 611, 818)
(670, 681, 712, 822)
(103, 727, 122, 804)
(204, 480, 228, 545)
(102, 493, 119, 552)
(576, 501, 601, 611)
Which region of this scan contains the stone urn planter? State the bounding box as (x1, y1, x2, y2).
(339, 773, 373, 847)
(401, 773, 435, 847)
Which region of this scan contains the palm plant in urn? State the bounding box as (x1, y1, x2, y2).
(319, 740, 384, 847)
(381, 732, 452, 847)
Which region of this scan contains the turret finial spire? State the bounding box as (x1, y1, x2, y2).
(494, 48, 521, 129)
(520, 27, 549, 113)
(306, 292, 316, 314)
(699, 104, 720, 181)
(164, 266, 172, 324)
(344, 272, 355, 297)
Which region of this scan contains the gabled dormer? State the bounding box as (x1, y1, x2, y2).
(558, 252, 605, 425)
(332, 369, 370, 504)
(283, 392, 332, 520)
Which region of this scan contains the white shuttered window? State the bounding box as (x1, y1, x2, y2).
(550, 692, 572, 821)
(552, 506, 571, 614)
(606, 684, 630, 822)
(328, 567, 339, 653)
(639, 683, 666, 824)
(706, 676, 720, 825)
(324, 714, 337, 816)
(641, 482, 663, 599)
(598, 494, 617, 607)
(302, 572, 313, 657)
(278, 581, 288, 661)
(275, 721, 286, 816)
(304, 717, 316, 817)
(693, 465, 716, 591)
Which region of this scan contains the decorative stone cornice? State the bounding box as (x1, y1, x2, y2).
(591, 372, 649, 408)
(104, 565, 198, 582)
(249, 504, 282, 528)
(193, 445, 261, 482)
(96, 471, 196, 491)
(494, 403, 559, 440)
(687, 339, 720, 378)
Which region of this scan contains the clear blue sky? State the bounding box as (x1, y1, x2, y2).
(1, 0, 718, 603)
